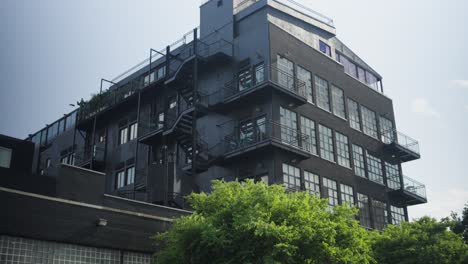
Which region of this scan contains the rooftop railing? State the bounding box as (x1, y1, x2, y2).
(402, 176, 427, 200)
(234, 0, 333, 27)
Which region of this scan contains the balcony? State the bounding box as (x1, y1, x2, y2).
(202, 63, 308, 110)
(382, 129, 421, 163)
(216, 118, 311, 161)
(388, 176, 427, 206)
(74, 146, 105, 171)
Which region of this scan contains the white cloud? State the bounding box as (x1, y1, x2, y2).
(411, 98, 441, 118)
(451, 79, 468, 88)
(409, 188, 468, 220)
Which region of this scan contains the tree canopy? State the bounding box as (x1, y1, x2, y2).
(153, 180, 468, 264)
(372, 216, 468, 264)
(154, 180, 374, 264)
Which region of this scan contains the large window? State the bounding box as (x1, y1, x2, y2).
(238, 116, 266, 147)
(347, 99, 361, 131)
(300, 116, 317, 155)
(338, 53, 357, 78)
(332, 86, 346, 119)
(297, 65, 313, 103)
(367, 152, 384, 185)
(386, 162, 401, 189)
(335, 132, 350, 168)
(254, 63, 265, 84)
(304, 170, 320, 197)
(358, 193, 372, 229)
(315, 76, 330, 111)
(126, 166, 135, 185)
(282, 163, 301, 189)
(323, 177, 338, 206)
(280, 107, 298, 147)
(319, 40, 331, 57)
(361, 106, 378, 139)
(352, 145, 366, 178)
(277, 55, 294, 90)
(340, 184, 354, 206)
(379, 116, 394, 144)
(0, 147, 12, 169)
(65, 112, 77, 130)
(319, 124, 335, 162)
(372, 199, 388, 230)
(116, 170, 125, 189)
(391, 206, 405, 225)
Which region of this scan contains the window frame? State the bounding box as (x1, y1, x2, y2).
(335, 132, 351, 168)
(331, 85, 346, 119)
(315, 75, 331, 112)
(318, 124, 335, 162)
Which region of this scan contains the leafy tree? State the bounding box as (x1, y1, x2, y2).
(372, 216, 468, 264)
(442, 203, 468, 244)
(153, 180, 374, 264)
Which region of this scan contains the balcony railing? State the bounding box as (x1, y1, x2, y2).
(221, 119, 310, 156)
(402, 176, 427, 200)
(202, 63, 307, 106)
(74, 145, 105, 167)
(382, 129, 420, 156)
(233, 0, 334, 27)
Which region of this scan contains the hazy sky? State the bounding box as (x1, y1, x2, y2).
(1, 0, 467, 220)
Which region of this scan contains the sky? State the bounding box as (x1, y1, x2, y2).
(0, 0, 467, 220)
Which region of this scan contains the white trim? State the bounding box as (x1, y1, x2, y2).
(0, 187, 176, 223)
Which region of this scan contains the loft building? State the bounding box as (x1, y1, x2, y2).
(23, 0, 426, 234)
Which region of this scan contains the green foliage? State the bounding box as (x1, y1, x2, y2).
(153, 180, 374, 264)
(372, 216, 468, 264)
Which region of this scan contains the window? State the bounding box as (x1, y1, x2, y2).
(338, 53, 357, 78)
(358, 193, 372, 228)
(323, 177, 338, 206)
(116, 170, 125, 189)
(280, 107, 298, 147)
(297, 66, 313, 103)
(238, 67, 252, 91)
(169, 97, 177, 109)
(318, 124, 335, 162)
(335, 132, 350, 168)
(366, 71, 380, 91)
(357, 66, 366, 83)
(315, 76, 330, 111)
(277, 55, 294, 90)
(340, 184, 354, 206)
(372, 199, 387, 230)
(348, 99, 361, 131)
(46, 158, 51, 168)
(366, 152, 384, 185)
(352, 145, 366, 178)
(60, 153, 75, 165)
(319, 40, 331, 57)
(129, 123, 138, 141)
(386, 162, 401, 189)
(254, 63, 265, 84)
(300, 116, 317, 155)
(390, 205, 405, 225)
(239, 116, 266, 146)
(217, 0, 223, 7)
(361, 106, 378, 139)
(332, 86, 346, 119)
(158, 112, 165, 129)
(282, 163, 300, 189)
(126, 166, 135, 185)
(119, 127, 128, 145)
(304, 170, 320, 197)
(379, 116, 394, 144)
(158, 67, 166, 80)
(0, 147, 12, 168)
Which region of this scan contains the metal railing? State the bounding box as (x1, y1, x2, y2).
(382, 129, 420, 155)
(234, 0, 334, 26)
(403, 176, 426, 200)
(74, 145, 105, 166)
(77, 28, 232, 124)
(222, 119, 310, 155)
(202, 62, 307, 106)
